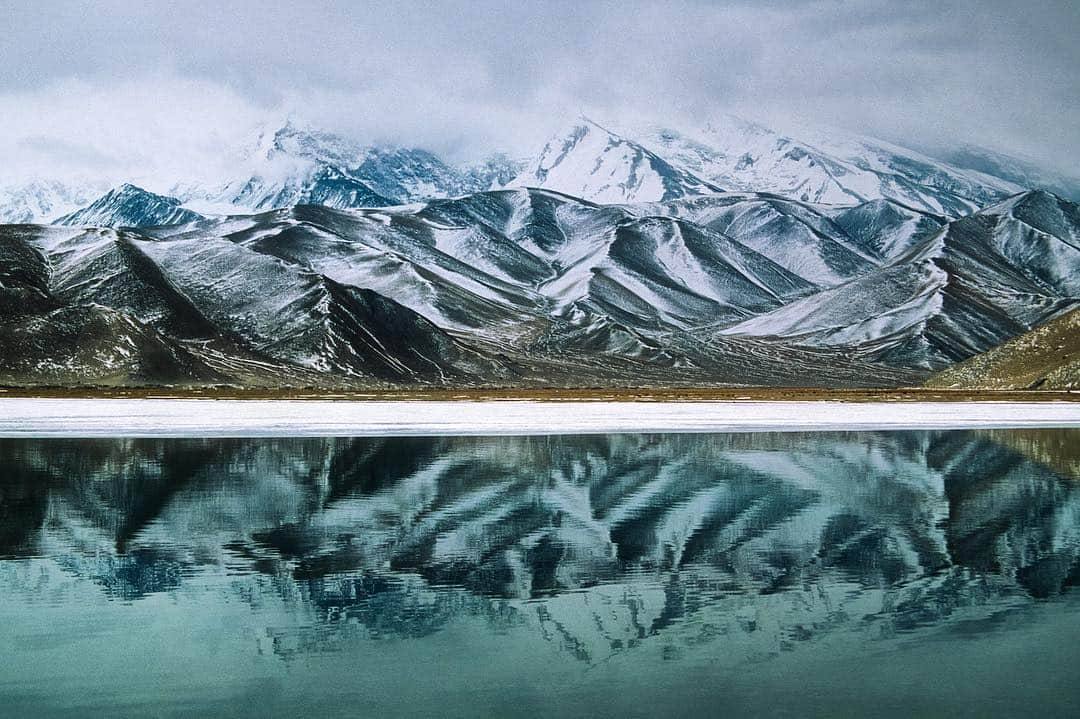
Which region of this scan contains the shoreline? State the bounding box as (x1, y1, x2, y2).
(0, 386, 1077, 402)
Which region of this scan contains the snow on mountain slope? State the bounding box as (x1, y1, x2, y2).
(578, 216, 815, 329)
(135, 234, 504, 381)
(0, 221, 503, 384)
(0, 225, 223, 385)
(721, 190, 1080, 367)
(0, 180, 106, 224)
(3, 173, 1075, 388)
(195, 204, 553, 340)
(933, 144, 1080, 203)
(633, 116, 1021, 217)
(222, 164, 394, 211)
(640, 193, 880, 285)
(185, 123, 395, 211)
(55, 184, 204, 228)
(355, 147, 476, 203)
(508, 118, 722, 204)
(831, 199, 945, 260)
(459, 153, 526, 193)
(140, 191, 922, 384)
(721, 260, 949, 350)
(30, 226, 203, 330)
(257, 190, 815, 331)
(180, 122, 516, 214)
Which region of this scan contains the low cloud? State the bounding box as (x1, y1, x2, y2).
(1, 0, 1077, 185)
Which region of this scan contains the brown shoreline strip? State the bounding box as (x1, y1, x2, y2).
(0, 386, 1076, 402)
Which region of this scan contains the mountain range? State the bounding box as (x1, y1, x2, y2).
(0, 116, 1077, 389)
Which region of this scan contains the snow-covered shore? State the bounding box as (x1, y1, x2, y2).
(0, 398, 1078, 437)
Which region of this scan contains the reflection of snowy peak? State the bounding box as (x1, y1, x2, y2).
(4, 430, 1078, 638)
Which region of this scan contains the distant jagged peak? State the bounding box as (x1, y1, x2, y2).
(0, 177, 108, 225)
(623, 114, 1024, 215)
(242, 118, 365, 170)
(110, 182, 158, 196)
(537, 114, 659, 164)
(510, 114, 722, 204)
(924, 143, 1080, 204)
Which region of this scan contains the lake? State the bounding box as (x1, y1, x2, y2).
(1, 429, 1079, 717)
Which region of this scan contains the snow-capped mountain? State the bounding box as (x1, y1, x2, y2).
(631, 116, 1022, 216)
(21, 115, 1055, 227)
(3, 185, 1076, 388)
(503, 115, 1022, 216)
(721, 190, 1080, 368)
(0, 179, 106, 224)
(2, 114, 1079, 389)
(55, 184, 204, 227)
(507, 117, 722, 204)
(932, 143, 1080, 203)
(179, 121, 524, 214)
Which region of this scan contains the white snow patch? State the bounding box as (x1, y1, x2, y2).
(0, 399, 1077, 437)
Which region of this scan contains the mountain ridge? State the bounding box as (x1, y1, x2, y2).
(2, 187, 1076, 389)
(16, 115, 1050, 227)
(1, 114, 1077, 390)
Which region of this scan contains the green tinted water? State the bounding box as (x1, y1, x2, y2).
(1, 430, 1078, 717)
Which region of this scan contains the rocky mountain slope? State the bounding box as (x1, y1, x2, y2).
(2, 185, 1076, 388)
(2, 113, 1077, 389)
(720, 190, 1080, 369)
(54, 184, 205, 228)
(926, 307, 1080, 390)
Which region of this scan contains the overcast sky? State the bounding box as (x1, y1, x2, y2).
(2, 0, 1078, 185)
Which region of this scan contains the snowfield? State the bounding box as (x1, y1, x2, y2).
(0, 398, 1077, 437)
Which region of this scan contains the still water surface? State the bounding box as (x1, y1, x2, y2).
(1, 430, 1079, 717)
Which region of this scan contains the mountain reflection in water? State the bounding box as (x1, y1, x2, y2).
(1, 430, 1079, 718)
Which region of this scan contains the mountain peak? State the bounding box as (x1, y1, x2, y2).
(55, 184, 203, 228)
(508, 117, 721, 204)
(113, 182, 151, 196)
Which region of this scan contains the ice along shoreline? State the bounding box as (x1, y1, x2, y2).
(1, 398, 1079, 437)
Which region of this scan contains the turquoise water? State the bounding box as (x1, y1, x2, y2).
(1, 430, 1079, 717)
